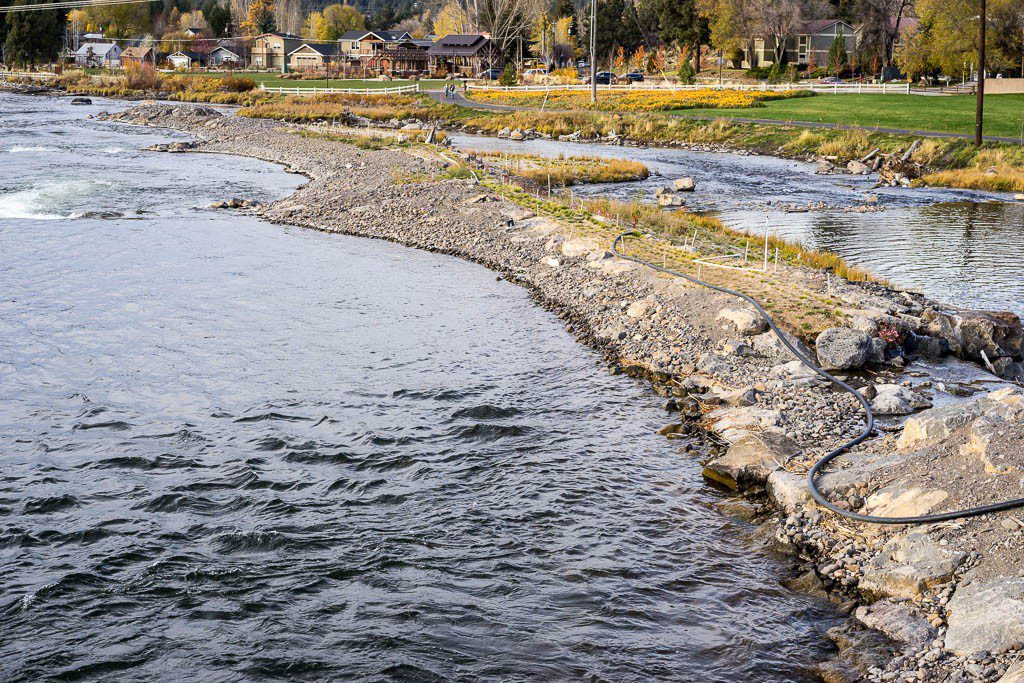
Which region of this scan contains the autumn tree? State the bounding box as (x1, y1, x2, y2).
(751, 0, 802, 64)
(896, 0, 1023, 78)
(703, 0, 758, 66)
(432, 0, 471, 36)
(477, 0, 542, 57)
(307, 3, 364, 39)
(242, 0, 275, 34)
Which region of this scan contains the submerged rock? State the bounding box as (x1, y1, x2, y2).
(870, 384, 932, 415)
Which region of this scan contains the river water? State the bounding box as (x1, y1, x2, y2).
(449, 134, 1024, 318)
(0, 94, 843, 680)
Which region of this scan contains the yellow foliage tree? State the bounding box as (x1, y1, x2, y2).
(432, 0, 471, 37)
(242, 0, 276, 35)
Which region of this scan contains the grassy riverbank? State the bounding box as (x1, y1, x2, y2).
(237, 92, 1024, 193)
(676, 93, 1024, 139)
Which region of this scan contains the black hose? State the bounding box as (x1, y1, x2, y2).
(612, 231, 1024, 524)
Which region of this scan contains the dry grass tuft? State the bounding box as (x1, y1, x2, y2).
(478, 152, 648, 186)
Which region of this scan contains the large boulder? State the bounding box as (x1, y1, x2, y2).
(717, 307, 768, 336)
(922, 309, 1024, 365)
(673, 176, 696, 191)
(815, 327, 872, 370)
(945, 578, 1024, 656)
(702, 431, 801, 490)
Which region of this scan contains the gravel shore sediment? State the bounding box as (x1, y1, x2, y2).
(102, 104, 1024, 682)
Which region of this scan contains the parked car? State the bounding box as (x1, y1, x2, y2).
(522, 68, 548, 79)
(622, 72, 644, 83)
(595, 71, 617, 85)
(820, 76, 843, 84)
(477, 68, 502, 80)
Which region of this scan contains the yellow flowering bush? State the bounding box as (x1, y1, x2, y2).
(468, 88, 810, 112)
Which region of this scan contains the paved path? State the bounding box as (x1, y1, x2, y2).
(425, 88, 1023, 144)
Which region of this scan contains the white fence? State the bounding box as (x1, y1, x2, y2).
(0, 71, 56, 81)
(467, 81, 912, 95)
(259, 83, 420, 96)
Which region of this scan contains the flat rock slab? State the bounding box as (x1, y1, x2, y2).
(703, 431, 801, 490)
(704, 406, 784, 444)
(862, 486, 949, 519)
(946, 577, 1024, 656)
(767, 470, 813, 513)
(860, 532, 967, 599)
(855, 599, 936, 648)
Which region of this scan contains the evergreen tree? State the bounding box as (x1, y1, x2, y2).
(580, 0, 641, 69)
(828, 34, 847, 75)
(653, 0, 707, 54)
(203, 0, 230, 36)
(4, 0, 65, 67)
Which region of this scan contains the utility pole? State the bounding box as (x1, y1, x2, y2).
(589, 0, 596, 103)
(975, 0, 986, 147)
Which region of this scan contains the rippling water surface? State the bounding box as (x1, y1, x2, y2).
(1, 94, 840, 680)
(449, 134, 1024, 316)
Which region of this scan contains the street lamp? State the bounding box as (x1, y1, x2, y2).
(589, 0, 596, 103)
(974, 1, 986, 147)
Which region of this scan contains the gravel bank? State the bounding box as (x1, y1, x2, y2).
(101, 104, 1024, 682)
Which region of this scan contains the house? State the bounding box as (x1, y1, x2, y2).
(338, 30, 413, 61)
(208, 45, 243, 67)
(427, 34, 501, 77)
(743, 20, 858, 68)
(120, 46, 155, 65)
(286, 42, 344, 71)
(363, 37, 430, 76)
(251, 32, 306, 70)
(184, 27, 207, 38)
(167, 50, 204, 69)
(74, 42, 122, 67)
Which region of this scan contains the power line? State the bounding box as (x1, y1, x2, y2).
(0, 0, 158, 13)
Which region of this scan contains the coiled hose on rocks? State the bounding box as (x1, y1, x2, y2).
(612, 232, 1024, 524)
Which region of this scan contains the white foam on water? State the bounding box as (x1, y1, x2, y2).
(8, 145, 57, 153)
(0, 188, 65, 220)
(102, 147, 125, 154)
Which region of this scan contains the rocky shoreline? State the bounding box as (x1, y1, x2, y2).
(99, 103, 1024, 682)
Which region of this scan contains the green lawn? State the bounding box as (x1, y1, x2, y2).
(675, 93, 1024, 139)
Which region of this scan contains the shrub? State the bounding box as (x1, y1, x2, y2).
(221, 75, 256, 92)
(500, 63, 518, 86)
(677, 58, 696, 84)
(549, 67, 579, 84)
(124, 61, 161, 90)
